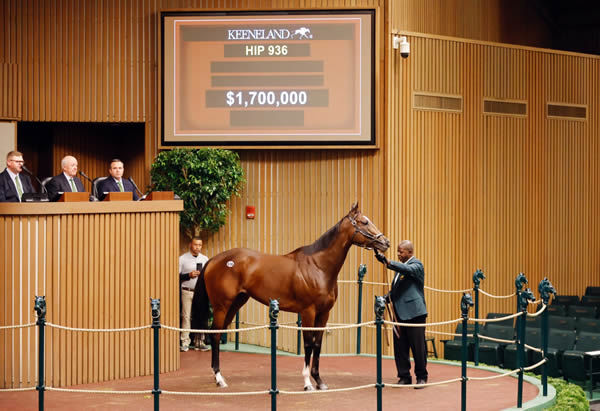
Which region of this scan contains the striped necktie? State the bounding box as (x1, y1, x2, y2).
(117, 180, 124, 192)
(15, 175, 23, 200)
(69, 178, 77, 192)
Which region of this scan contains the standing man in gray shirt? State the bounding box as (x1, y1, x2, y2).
(375, 240, 428, 388)
(179, 237, 209, 352)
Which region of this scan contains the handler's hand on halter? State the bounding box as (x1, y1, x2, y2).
(374, 249, 388, 266)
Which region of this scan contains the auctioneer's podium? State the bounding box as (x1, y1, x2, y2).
(0, 198, 183, 388)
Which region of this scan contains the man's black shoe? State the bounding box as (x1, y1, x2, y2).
(414, 378, 427, 389)
(397, 378, 412, 385)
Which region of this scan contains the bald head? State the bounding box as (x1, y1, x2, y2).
(397, 240, 414, 262)
(61, 155, 78, 177)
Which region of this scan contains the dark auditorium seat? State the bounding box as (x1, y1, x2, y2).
(525, 315, 541, 329)
(575, 317, 600, 334)
(477, 324, 515, 367)
(531, 329, 576, 377)
(552, 295, 580, 307)
(585, 286, 600, 297)
(485, 312, 515, 328)
(548, 315, 576, 331)
(581, 295, 600, 308)
(562, 332, 600, 384)
(92, 176, 109, 200)
(502, 327, 542, 371)
(442, 323, 475, 362)
(546, 305, 567, 317)
(567, 305, 598, 319)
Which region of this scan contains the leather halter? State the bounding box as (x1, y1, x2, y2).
(347, 214, 384, 250)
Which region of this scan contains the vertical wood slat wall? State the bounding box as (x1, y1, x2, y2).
(1, 0, 599, 362)
(0, 207, 180, 388)
(387, 28, 599, 356)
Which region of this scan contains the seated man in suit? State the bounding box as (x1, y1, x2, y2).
(0, 151, 35, 202)
(46, 155, 85, 201)
(97, 159, 139, 201)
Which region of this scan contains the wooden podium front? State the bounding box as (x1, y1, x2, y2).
(58, 192, 90, 202)
(0, 201, 183, 388)
(103, 191, 133, 201)
(144, 191, 174, 201)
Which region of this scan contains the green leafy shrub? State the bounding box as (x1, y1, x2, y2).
(545, 377, 589, 411)
(151, 148, 245, 238)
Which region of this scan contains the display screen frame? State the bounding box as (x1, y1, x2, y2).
(159, 9, 376, 148)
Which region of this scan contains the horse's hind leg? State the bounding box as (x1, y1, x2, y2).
(302, 329, 315, 391)
(210, 308, 228, 388)
(310, 312, 330, 390)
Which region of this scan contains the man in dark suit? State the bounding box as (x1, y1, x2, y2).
(375, 240, 428, 388)
(46, 155, 85, 201)
(0, 150, 35, 202)
(96, 159, 139, 201)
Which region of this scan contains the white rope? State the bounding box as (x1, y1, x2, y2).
(384, 318, 462, 328)
(46, 323, 151, 332)
(425, 286, 472, 293)
(0, 322, 36, 330)
(523, 358, 547, 371)
(529, 299, 543, 305)
(337, 280, 388, 286)
(478, 335, 515, 344)
(526, 304, 546, 317)
(162, 389, 270, 396)
(425, 330, 473, 338)
(46, 386, 152, 395)
(469, 368, 519, 380)
(524, 344, 544, 353)
(479, 289, 516, 299)
(387, 377, 463, 388)
(280, 321, 375, 331)
(279, 384, 375, 394)
(0, 386, 37, 392)
(469, 312, 523, 323)
(162, 324, 269, 334)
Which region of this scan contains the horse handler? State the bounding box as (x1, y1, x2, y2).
(375, 240, 428, 388)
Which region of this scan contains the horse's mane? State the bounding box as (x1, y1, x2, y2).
(292, 218, 344, 256)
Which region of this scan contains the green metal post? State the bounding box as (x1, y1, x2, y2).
(356, 264, 366, 354)
(269, 300, 280, 411)
(151, 299, 161, 411)
(460, 293, 474, 411)
(517, 287, 535, 408)
(235, 311, 240, 351)
(34, 296, 46, 411)
(374, 296, 385, 411)
(296, 314, 302, 356)
(472, 269, 485, 366)
(538, 278, 556, 397)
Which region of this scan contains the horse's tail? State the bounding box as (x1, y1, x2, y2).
(191, 260, 211, 331)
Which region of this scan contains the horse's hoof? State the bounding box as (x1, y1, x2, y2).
(316, 383, 329, 390)
(216, 381, 228, 388)
(304, 385, 315, 391)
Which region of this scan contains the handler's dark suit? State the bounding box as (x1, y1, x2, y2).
(46, 173, 85, 201)
(384, 256, 428, 382)
(97, 177, 139, 201)
(0, 169, 35, 202)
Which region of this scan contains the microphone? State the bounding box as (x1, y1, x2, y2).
(21, 165, 47, 193)
(79, 170, 93, 183)
(128, 177, 144, 200)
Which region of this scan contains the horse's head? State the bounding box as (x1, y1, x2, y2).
(518, 287, 536, 310)
(347, 202, 390, 252)
(461, 292, 474, 313)
(538, 278, 556, 303)
(515, 272, 528, 291)
(472, 269, 486, 287)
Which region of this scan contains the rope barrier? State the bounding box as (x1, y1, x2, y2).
(162, 324, 269, 334)
(479, 289, 515, 299)
(162, 389, 270, 396)
(469, 312, 523, 323)
(523, 358, 547, 371)
(526, 304, 546, 317)
(0, 386, 37, 392)
(280, 322, 375, 331)
(384, 318, 462, 328)
(424, 286, 472, 293)
(0, 322, 36, 330)
(524, 344, 544, 353)
(46, 387, 152, 395)
(425, 330, 473, 338)
(387, 377, 463, 388)
(46, 323, 151, 332)
(478, 335, 516, 344)
(279, 384, 375, 394)
(469, 368, 519, 380)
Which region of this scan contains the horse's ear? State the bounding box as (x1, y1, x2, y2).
(350, 202, 359, 215)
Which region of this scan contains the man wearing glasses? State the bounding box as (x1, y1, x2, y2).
(0, 151, 35, 202)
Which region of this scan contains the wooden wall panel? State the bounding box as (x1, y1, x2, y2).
(0, 202, 181, 388)
(388, 31, 599, 357)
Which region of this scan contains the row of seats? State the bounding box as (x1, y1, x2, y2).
(442, 313, 600, 384)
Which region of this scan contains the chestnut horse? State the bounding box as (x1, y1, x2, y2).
(191, 203, 390, 390)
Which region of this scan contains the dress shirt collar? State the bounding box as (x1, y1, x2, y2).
(63, 172, 76, 181)
(6, 168, 19, 180)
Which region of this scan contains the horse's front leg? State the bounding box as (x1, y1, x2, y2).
(310, 329, 328, 390)
(302, 329, 315, 391)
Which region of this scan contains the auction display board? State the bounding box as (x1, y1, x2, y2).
(161, 10, 375, 146)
